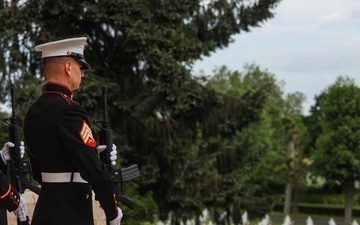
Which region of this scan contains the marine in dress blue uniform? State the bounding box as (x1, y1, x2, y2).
(23, 37, 122, 225)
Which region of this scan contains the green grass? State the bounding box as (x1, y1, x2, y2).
(266, 211, 360, 225)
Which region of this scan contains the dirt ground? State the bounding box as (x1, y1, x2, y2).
(7, 190, 107, 225)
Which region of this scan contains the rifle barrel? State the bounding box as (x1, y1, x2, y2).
(96, 86, 140, 210)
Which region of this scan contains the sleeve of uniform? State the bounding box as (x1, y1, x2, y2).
(0, 170, 20, 212)
(58, 103, 118, 221)
(0, 158, 6, 174)
(29, 154, 42, 184)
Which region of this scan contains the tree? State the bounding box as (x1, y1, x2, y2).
(223, 65, 309, 217)
(281, 117, 309, 215)
(303, 93, 324, 157)
(1, 0, 283, 224)
(206, 64, 288, 220)
(1, 0, 282, 100)
(312, 76, 360, 225)
(0, 111, 10, 144)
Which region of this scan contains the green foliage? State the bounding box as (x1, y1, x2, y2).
(273, 203, 360, 217)
(312, 76, 360, 181)
(0, 111, 10, 144)
(310, 76, 360, 225)
(205, 64, 288, 220)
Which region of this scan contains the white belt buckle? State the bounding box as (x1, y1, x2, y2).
(72, 173, 87, 183)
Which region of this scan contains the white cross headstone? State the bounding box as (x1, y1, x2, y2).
(186, 219, 195, 225)
(306, 217, 314, 225)
(200, 209, 210, 223)
(283, 215, 291, 225)
(242, 211, 248, 225)
(329, 218, 336, 225)
(352, 220, 359, 225)
(258, 214, 270, 225)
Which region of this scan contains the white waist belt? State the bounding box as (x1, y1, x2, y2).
(41, 172, 88, 184)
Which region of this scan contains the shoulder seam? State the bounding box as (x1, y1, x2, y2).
(43, 91, 73, 106)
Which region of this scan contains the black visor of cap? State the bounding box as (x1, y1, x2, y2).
(67, 51, 91, 70)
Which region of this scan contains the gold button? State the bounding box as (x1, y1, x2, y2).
(86, 195, 89, 199)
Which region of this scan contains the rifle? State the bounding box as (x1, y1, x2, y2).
(2, 87, 41, 224)
(94, 86, 140, 211)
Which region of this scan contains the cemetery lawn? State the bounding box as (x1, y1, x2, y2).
(267, 210, 360, 225)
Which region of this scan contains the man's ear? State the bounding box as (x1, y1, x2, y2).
(65, 60, 72, 75)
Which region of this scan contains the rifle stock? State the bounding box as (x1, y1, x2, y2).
(94, 86, 140, 210)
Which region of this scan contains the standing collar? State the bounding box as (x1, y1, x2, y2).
(43, 82, 75, 99)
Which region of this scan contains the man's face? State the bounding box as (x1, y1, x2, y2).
(69, 59, 85, 90)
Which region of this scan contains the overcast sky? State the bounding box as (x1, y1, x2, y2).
(192, 0, 360, 115)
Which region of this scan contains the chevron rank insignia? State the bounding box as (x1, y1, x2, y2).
(79, 121, 96, 147)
